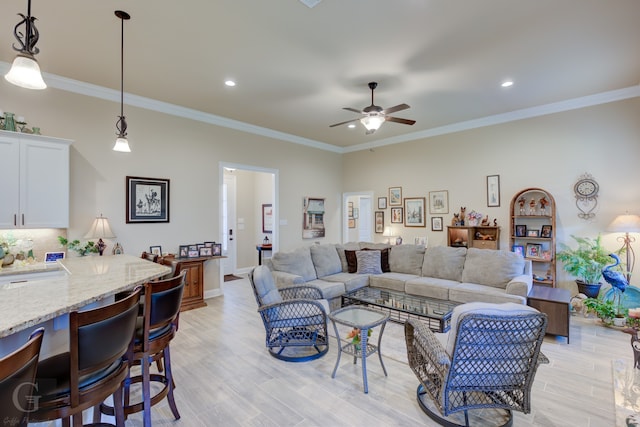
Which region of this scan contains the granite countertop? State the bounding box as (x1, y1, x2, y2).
(0, 255, 170, 338)
(0, 261, 61, 277)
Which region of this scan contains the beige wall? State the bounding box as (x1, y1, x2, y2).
(343, 98, 640, 290)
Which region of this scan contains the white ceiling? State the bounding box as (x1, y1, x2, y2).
(1, 0, 638, 151)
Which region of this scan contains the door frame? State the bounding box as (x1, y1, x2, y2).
(342, 191, 374, 243)
(219, 161, 279, 276)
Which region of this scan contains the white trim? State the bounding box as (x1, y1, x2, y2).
(2, 61, 637, 155)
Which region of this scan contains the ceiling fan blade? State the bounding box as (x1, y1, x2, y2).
(382, 103, 410, 115)
(386, 116, 416, 125)
(343, 107, 363, 114)
(329, 118, 361, 128)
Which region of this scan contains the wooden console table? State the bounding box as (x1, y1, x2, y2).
(527, 285, 571, 343)
(163, 256, 224, 311)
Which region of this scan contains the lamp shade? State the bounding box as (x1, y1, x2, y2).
(84, 215, 116, 239)
(4, 53, 46, 90)
(383, 226, 394, 237)
(112, 137, 131, 152)
(607, 214, 640, 233)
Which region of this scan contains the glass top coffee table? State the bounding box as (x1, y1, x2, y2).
(328, 306, 389, 394)
(341, 287, 461, 332)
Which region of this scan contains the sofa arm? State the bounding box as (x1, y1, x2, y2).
(506, 274, 532, 297)
(270, 270, 306, 288)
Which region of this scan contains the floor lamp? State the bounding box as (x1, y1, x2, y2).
(608, 213, 640, 283)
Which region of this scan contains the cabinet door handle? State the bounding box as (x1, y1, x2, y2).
(14, 214, 17, 226)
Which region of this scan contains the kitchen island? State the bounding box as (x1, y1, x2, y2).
(0, 255, 170, 355)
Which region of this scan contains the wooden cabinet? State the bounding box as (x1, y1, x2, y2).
(163, 257, 207, 311)
(527, 285, 570, 343)
(0, 131, 72, 229)
(447, 226, 500, 250)
(510, 188, 556, 287)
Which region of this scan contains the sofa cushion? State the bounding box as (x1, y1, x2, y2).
(389, 244, 425, 275)
(321, 272, 370, 292)
(337, 242, 361, 272)
(421, 246, 467, 282)
(310, 244, 342, 278)
(356, 250, 383, 274)
(449, 282, 527, 305)
(305, 279, 346, 300)
(270, 246, 317, 282)
(370, 272, 420, 292)
(461, 248, 526, 289)
(405, 276, 461, 300)
(443, 302, 539, 355)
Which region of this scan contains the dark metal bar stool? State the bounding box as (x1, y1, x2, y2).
(0, 327, 44, 426)
(29, 287, 142, 427)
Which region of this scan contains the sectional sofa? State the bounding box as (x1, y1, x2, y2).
(263, 242, 532, 310)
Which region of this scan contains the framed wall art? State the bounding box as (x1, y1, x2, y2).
(126, 176, 170, 223)
(515, 225, 527, 237)
(391, 207, 403, 224)
(375, 211, 384, 233)
(262, 204, 273, 233)
(389, 187, 402, 206)
(348, 218, 356, 228)
(149, 245, 162, 256)
(404, 197, 426, 227)
(199, 246, 213, 257)
(429, 190, 449, 214)
(378, 197, 387, 209)
(178, 245, 189, 258)
(431, 216, 443, 231)
(487, 175, 500, 207)
(303, 197, 325, 239)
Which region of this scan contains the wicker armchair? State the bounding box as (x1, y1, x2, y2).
(405, 302, 548, 427)
(249, 265, 329, 362)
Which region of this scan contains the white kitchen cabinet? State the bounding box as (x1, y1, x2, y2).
(0, 130, 72, 229)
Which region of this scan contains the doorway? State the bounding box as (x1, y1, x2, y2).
(342, 191, 374, 243)
(220, 162, 278, 276)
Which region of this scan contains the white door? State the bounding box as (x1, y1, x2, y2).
(358, 197, 372, 242)
(222, 174, 237, 275)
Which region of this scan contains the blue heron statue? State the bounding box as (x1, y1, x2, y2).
(603, 253, 628, 314)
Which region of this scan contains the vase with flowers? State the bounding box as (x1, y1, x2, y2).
(346, 327, 372, 352)
(467, 210, 483, 226)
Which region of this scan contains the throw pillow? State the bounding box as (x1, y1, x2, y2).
(363, 247, 390, 272)
(345, 249, 358, 273)
(356, 250, 382, 275)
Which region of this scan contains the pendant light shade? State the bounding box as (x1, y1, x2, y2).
(360, 115, 385, 132)
(113, 10, 131, 152)
(5, 0, 46, 90)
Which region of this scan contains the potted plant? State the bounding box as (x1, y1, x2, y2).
(583, 297, 616, 325)
(58, 236, 99, 257)
(556, 235, 613, 298)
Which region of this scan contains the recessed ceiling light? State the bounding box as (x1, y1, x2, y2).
(225, 80, 236, 87)
(348, 124, 356, 128)
(501, 80, 514, 88)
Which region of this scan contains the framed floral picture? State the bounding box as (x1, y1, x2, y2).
(404, 197, 426, 227)
(389, 187, 402, 206)
(429, 190, 448, 214)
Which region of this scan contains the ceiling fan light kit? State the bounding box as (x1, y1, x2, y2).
(330, 82, 415, 134)
(4, 0, 47, 90)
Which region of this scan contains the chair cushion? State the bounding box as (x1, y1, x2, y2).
(35, 352, 122, 400)
(253, 266, 283, 306)
(443, 302, 540, 355)
(461, 248, 525, 289)
(310, 244, 342, 277)
(270, 246, 317, 281)
(356, 250, 382, 274)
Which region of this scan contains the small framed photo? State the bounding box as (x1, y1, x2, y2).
(353, 208, 359, 219)
(378, 197, 387, 210)
(404, 197, 426, 227)
(178, 245, 189, 258)
(348, 218, 356, 228)
(197, 243, 205, 250)
(348, 202, 354, 218)
(429, 190, 449, 214)
(212, 243, 222, 256)
(391, 207, 403, 224)
(515, 225, 527, 237)
(526, 243, 542, 259)
(431, 216, 443, 231)
(389, 187, 402, 206)
(541, 225, 553, 238)
(199, 246, 213, 257)
(375, 211, 384, 233)
(486, 175, 500, 207)
(188, 244, 198, 252)
(149, 245, 162, 256)
(262, 204, 273, 233)
(527, 229, 540, 238)
(512, 245, 525, 257)
(187, 249, 200, 258)
(204, 241, 215, 247)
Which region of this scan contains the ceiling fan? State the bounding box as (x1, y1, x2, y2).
(329, 82, 416, 134)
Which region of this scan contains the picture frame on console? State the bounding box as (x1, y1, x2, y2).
(179, 245, 189, 258)
(126, 176, 170, 223)
(149, 245, 162, 256)
(212, 243, 222, 256)
(199, 246, 213, 257)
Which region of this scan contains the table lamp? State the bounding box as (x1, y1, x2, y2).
(383, 226, 394, 244)
(608, 213, 640, 283)
(84, 214, 116, 256)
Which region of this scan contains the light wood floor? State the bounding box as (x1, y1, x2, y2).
(35, 277, 631, 426)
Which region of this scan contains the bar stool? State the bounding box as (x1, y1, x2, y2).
(0, 327, 44, 426)
(102, 270, 186, 427)
(29, 287, 142, 427)
(141, 251, 159, 263)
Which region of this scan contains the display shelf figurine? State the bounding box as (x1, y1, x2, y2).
(529, 198, 536, 215)
(539, 197, 549, 215)
(518, 197, 526, 215)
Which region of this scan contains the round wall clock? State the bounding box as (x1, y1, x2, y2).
(574, 173, 599, 219)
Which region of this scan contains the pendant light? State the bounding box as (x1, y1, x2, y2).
(113, 10, 131, 152)
(4, 0, 47, 90)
